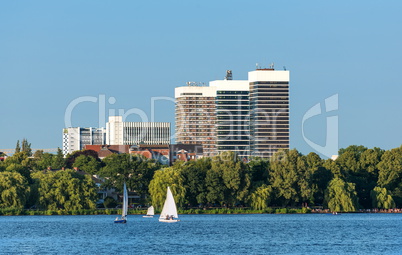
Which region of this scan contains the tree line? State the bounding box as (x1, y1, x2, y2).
(0, 141, 401, 213)
(149, 146, 400, 212)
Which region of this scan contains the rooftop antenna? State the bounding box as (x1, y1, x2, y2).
(224, 70, 233, 80)
(269, 62, 274, 69)
(283, 66, 286, 71)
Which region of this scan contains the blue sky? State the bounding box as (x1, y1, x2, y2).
(1, 0, 401, 157)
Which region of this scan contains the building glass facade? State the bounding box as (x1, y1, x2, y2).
(216, 90, 250, 158)
(249, 70, 289, 158)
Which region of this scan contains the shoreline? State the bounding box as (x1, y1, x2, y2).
(1, 207, 401, 216)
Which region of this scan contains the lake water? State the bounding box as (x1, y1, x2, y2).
(0, 213, 401, 254)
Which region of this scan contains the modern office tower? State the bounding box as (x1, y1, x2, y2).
(249, 68, 290, 158)
(106, 116, 170, 145)
(175, 83, 217, 157)
(62, 127, 106, 156)
(210, 74, 250, 158)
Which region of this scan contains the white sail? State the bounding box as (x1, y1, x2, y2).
(122, 182, 128, 218)
(147, 206, 154, 216)
(159, 187, 178, 220)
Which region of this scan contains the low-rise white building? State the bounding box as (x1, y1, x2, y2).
(106, 116, 171, 145)
(62, 127, 106, 156)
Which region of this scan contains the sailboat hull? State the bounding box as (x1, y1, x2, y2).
(159, 219, 180, 223)
(142, 215, 153, 218)
(114, 219, 127, 224)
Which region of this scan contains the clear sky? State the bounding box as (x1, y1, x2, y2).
(1, 0, 401, 157)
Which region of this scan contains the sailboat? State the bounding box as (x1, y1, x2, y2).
(159, 186, 180, 223)
(114, 182, 128, 223)
(143, 206, 154, 218)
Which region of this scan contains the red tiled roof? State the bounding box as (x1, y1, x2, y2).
(84, 145, 130, 154)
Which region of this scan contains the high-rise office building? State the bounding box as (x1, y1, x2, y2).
(106, 116, 170, 145)
(249, 68, 290, 158)
(175, 67, 289, 159)
(175, 84, 217, 157)
(62, 127, 106, 156)
(210, 73, 250, 158)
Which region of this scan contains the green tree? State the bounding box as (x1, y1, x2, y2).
(148, 167, 185, 209)
(32, 169, 97, 210)
(21, 138, 32, 156)
(360, 147, 384, 177)
(250, 184, 272, 210)
(338, 145, 368, 158)
(73, 155, 101, 175)
(269, 149, 313, 206)
(307, 152, 331, 205)
(210, 151, 251, 206)
(34, 153, 54, 171)
(33, 150, 44, 160)
(103, 196, 117, 208)
(377, 146, 402, 190)
(52, 148, 65, 169)
(6, 151, 28, 165)
(15, 140, 21, 154)
(5, 162, 32, 184)
(270, 150, 299, 206)
(178, 158, 210, 207)
(65, 150, 100, 169)
(325, 177, 358, 212)
(204, 164, 225, 206)
(248, 157, 269, 186)
(323, 158, 343, 178)
(0, 171, 30, 208)
(100, 153, 160, 197)
(377, 146, 402, 206)
(371, 186, 395, 209)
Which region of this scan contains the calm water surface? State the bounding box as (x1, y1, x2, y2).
(0, 213, 401, 254)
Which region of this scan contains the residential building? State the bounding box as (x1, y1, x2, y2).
(62, 127, 106, 156)
(84, 144, 131, 159)
(106, 116, 170, 146)
(175, 83, 217, 157)
(169, 143, 203, 165)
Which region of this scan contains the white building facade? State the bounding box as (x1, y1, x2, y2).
(62, 127, 106, 156)
(106, 116, 171, 145)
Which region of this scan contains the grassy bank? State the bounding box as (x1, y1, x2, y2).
(0, 207, 312, 216)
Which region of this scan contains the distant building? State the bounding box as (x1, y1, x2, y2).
(169, 144, 203, 165)
(62, 127, 106, 156)
(175, 84, 217, 157)
(210, 77, 250, 158)
(249, 68, 290, 158)
(0, 152, 7, 161)
(106, 116, 171, 146)
(84, 145, 131, 159)
(175, 67, 289, 159)
(130, 144, 170, 165)
(85, 143, 202, 166)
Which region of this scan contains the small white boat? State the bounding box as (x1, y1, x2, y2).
(143, 206, 154, 218)
(114, 182, 128, 223)
(159, 187, 180, 223)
